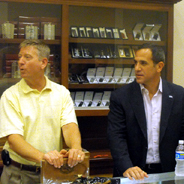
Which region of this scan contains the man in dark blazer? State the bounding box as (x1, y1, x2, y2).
(107, 43, 184, 180)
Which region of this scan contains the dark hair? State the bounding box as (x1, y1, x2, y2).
(138, 43, 165, 64)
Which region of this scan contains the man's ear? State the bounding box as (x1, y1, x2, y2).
(157, 61, 164, 73)
(41, 58, 48, 70)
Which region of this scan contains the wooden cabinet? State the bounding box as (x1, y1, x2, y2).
(0, 0, 181, 176)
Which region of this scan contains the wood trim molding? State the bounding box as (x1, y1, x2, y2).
(0, 0, 181, 5)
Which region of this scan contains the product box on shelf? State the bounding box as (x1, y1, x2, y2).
(96, 67, 106, 83)
(119, 28, 128, 40)
(70, 26, 79, 38)
(122, 67, 132, 83)
(151, 24, 162, 41)
(133, 23, 144, 41)
(99, 48, 107, 59)
(104, 66, 114, 83)
(112, 28, 120, 39)
(81, 46, 93, 58)
(41, 22, 56, 40)
(99, 27, 107, 38)
(87, 68, 98, 84)
(92, 92, 103, 107)
(92, 27, 100, 38)
(78, 27, 87, 38)
(70, 92, 76, 106)
(127, 68, 135, 83)
(71, 47, 83, 58)
(83, 91, 94, 107)
(75, 91, 85, 107)
(113, 68, 123, 83)
(105, 46, 114, 59)
(118, 46, 134, 58)
(102, 91, 111, 107)
(18, 22, 40, 39)
(105, 28, 113, 39)
(117, 67, 131, 84)
(86, 27, 93, 38)
(40, 17, 60, 40)
(0, 21, 18, 39)
(109, 46, 119, 59)
(118, 46, 126, 58)
(142, 24, 154, 41)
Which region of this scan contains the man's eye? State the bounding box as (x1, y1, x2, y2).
(141, 61, 147, 65)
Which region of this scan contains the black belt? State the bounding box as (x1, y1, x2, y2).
(145, 163, 162, 169)
(144, 163, 162, 174)
(11, 160, 40, 173)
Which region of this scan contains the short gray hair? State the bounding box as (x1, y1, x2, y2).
(19, 39, 50, 60)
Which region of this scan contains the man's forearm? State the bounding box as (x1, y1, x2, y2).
(62, 123, 82, 150)
(8, 134, 44, 163)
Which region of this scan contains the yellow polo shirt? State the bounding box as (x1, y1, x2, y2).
(0, 77, 78, 166)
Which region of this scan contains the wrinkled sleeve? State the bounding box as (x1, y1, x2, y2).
(0, 90, 24, 138)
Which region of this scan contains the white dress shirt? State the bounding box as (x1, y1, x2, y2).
(140, 79, 162, 164)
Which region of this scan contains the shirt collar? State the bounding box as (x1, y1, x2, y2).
(140, 77, 163, 93)
(19, 76, 52, 94)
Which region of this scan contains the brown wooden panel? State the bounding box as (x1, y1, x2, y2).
(90, 150, 113, 175)
(76, 109, 109, 117)
(0, 0, 181, 5)
(0, 38, 60, 45)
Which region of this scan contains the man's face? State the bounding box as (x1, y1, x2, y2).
(18, 46, 44, 81)
(134, 48, 162, 86)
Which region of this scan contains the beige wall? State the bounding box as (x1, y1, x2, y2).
(174, 0, 184, 86)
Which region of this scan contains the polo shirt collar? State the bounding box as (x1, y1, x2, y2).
(19, 76, 52, 94)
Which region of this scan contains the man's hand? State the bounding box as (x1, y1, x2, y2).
(43, 150, 64, 168)
(67, 148, 85, 168)
(123, 166, 148, 180)
(60, 149, 68, 158)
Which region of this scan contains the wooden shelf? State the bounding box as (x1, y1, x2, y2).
(0, 38, 61, 45)
(69, 83, 125, 89)
(69, 37, 166, 46)
(69, 58, 134, 65)
(75, 109, 109, 116)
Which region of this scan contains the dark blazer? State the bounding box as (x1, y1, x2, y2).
(107, 80, 184, 177)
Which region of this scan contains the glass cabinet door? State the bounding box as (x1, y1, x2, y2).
(0, 2, 62, 96)
(68, 5, 168, 115)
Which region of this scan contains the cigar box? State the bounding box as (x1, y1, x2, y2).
(41, 150, 90, 183)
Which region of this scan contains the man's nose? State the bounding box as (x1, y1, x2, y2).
(135, 62, 141, 71)
(18, 57, 24, 64)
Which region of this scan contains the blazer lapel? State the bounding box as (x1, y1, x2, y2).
(130, 82, 147, 139)
(159, 80, 174, 143)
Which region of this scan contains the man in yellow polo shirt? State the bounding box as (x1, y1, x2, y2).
(0, 39, 85, 184)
